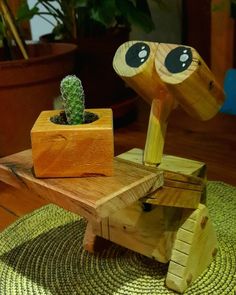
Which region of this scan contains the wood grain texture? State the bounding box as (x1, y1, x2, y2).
(31, 109, 114, 177)
(166, 204, 217, 293)
(144, 95, 176, 166)
(113, 41, 224, 167)
(91, 203, 184, 263)
(113, 41, 177, 166)
(144, 186, 201, 209)
(118, 148, 205, 209)
(0, 100, 235, 234)
(0, 150, 163, 222)
(114, 102, 236, 186)
(113, 41, 168, 105)
(118, 148, 206, 178)
(155, 43, 225, 121)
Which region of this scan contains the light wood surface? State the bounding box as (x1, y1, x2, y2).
(0, 149, 163, 222)
(155, 43, 225, 121)
(84, 150, 216, 292)
(31, 109, 114, 177)
(166, 204, 217, 293)
(113, 41, 168, 105)
(144, 94, 175, 166)
(90, 202, 184, 263)
(118, 148, 205, 209)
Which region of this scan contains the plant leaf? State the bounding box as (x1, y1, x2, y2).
(72, 0, 88, 8)
(91, 0, 117, 27)
(16, 2, 39, 22)
(116, 0, 155, 32)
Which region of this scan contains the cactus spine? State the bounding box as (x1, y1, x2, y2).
(60, 75, 85, 125)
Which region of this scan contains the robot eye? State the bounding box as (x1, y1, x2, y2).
(164, 46, 192, 73)
(125, 42, 150, 68)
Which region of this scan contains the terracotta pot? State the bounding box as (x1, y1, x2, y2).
(0, 42, 77, 156)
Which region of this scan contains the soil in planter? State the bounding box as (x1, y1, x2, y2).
(50, 111, 99, 125)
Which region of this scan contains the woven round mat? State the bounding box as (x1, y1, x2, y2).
(0, 181, 235, 294)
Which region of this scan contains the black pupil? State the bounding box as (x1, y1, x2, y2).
(165, 46, 192, 73)
(125, 42, 150, 68)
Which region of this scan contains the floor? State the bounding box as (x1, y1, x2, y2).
(0, 100, 236, 231)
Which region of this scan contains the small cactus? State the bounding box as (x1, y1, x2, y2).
(60, 75, 85, 125)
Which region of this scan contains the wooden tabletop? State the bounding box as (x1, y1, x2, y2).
(0, 150, 163, 222)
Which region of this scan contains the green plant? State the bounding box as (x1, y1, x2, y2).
(17, 0, 164, 41)
(60, 75, 85, 125)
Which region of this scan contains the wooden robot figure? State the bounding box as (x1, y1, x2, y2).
(97, 41, 225, 292)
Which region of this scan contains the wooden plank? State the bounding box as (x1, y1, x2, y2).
(166, 204, 217, 293)
(117, 148, 206, 178)
(163, 179, 203, 191)
(83, 222, 97, 253)
(118, 148, 205, 209)
(143, 96, 175, 166)
(143, 186, 201, 209)
(0, 149, 163, 222)
(90, 203, 184, 263)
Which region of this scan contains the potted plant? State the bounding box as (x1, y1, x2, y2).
(0, 1, 77, 157)
(18, 0, 163, 120)
(31, 75, 114, 178)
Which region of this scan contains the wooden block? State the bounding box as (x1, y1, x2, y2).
(166, 204, 218, 293)
(117, 148, 206, 177)
(31, 109, 114, 178)
(118, 148, 205, 209)
(144, 186, 201, 209)
(0, 150, 163, 222)
(83, 222, 97, 253)
(155, 43, 225, 121)
(144, 96, 176, 166)
(83, 221, 113, 253)
(90, 203, 184, 263)
(113, 41, 168, 105)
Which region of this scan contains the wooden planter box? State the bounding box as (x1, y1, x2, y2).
(31, 109, 114, 178)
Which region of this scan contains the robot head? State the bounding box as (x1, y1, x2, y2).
(113, 41, 225, 121)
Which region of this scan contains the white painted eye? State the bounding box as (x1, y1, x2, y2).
(183, 49, 188, 53)
(180, 53, 189, 62)
(182, 63, 186, 67)
(138, 50, 148, 59)
(141, 58, 145, 62)
(141, 46, 145, 50)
